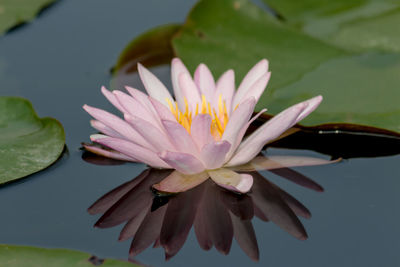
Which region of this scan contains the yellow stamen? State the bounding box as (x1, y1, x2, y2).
(201, 95, 207, 113)
(182, 116, 191, 133)
(184, 98, 189, 114)
(223, 100, 229, 127)
(166, 98, 177, 119)
(167, 94, 230, 140)
(210, 123, 221, 141)
(207, 103, 212, 116)
(218, 94, 224, 115)
(213, 109, 224, 135)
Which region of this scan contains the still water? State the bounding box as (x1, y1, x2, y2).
(0, 1, 399, 266)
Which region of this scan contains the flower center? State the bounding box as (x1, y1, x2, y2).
(166, 95, 229, 140)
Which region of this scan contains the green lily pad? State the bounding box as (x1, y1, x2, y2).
(266, 53, 400, 133)
(0, 0, 57, 35)
(264, 0, 400, 53)
(172, 0, 344, 94)
(170, 0, 400, 133)
(0, 97, 65, 184)
(0, 244, 139, 266)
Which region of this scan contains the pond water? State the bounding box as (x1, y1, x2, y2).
(0, 0, 399, 266)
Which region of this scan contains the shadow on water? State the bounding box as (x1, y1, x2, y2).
(88, 165, 323, 261)
(249, 115, 400, 159)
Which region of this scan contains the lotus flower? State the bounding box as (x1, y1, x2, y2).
(83, 58, 322, 194)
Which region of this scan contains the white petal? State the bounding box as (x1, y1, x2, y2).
(190, 114, 214, 150)
(222, 98, 256, 160)
(208, 168, 253, 193)
(215, 69, 235, 114)
(171, 58, 191, 110)
(194, 63, 216, 100)
(138, 63, 173, 106)
(125, 114, 175, 152)
(233, 59, 269, 108)
(200, 141, 231, 169)
(227, 96, 322, 166)
(179, 72, 202, 112)
(159, 151, 205, 174)
(91, 136, 169, 168)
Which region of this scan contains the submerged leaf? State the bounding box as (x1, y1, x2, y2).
(0, 0, 57, 35)
(113, 24, 181, 74)
(0, 97, 65, 184)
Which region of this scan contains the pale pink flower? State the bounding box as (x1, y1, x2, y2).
(83, 58, 323, 194)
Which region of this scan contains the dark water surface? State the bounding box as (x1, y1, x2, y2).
(0, 1, 399, 266)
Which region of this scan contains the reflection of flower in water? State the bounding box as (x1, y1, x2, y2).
(88, 155, 337, 261)
(83, 58, 323, 194)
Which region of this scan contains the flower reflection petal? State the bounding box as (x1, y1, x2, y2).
(161, 184, 204, 259)
(231, 214, 259, 262)
(88, 169, 150, 215)
(250, 172, 307, 240)
(129, 204, 168, 257)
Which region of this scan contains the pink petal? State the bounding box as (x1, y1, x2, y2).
(240, 72, 271, 104)
(113, 90, 160, 128)
(125, 86, 154, 113)
(162, 120, 199, 155)
(194, 63, 216, 100)
(215, 69, 235, 114)
(83, 104, 153, 150)
(101, 86, 126, 113)
(200, 141, 231, 169)
(83, 143, 137, 162)
(91, 135, 170, 168)
(222, 98, 256, 160)
(208, 168, 253, 194)
(233, 59, 269, 108)
(171, 58, 191, 110)
(231, 155, 340, 172)
(149, 97, 177, 122)
(124, 114, 175, 152)
(227, 96, 322, 166)
(190, 114, 214, 150)
(225, 108, 267, 162)
(294, 95, 323, 124)
(153, 170, 209, 193)
(90, 120, 125, 139)
(159, 151, 205, 174)
(179, 72, 202, 112)
(137, 63, 173, 106)
(254, 155, 338, 170)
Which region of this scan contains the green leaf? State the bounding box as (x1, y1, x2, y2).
(0, 0, 57, 35)
(171, 0, 400, 133)
(0, 97, 65, 184)
(172, 0, 344, 94)
(266, 53, 400, 132)
(0, 244, 139, 266)
(264, 0, 400, 53)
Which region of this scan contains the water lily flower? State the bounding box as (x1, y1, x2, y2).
(83, 58, 323, 194)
